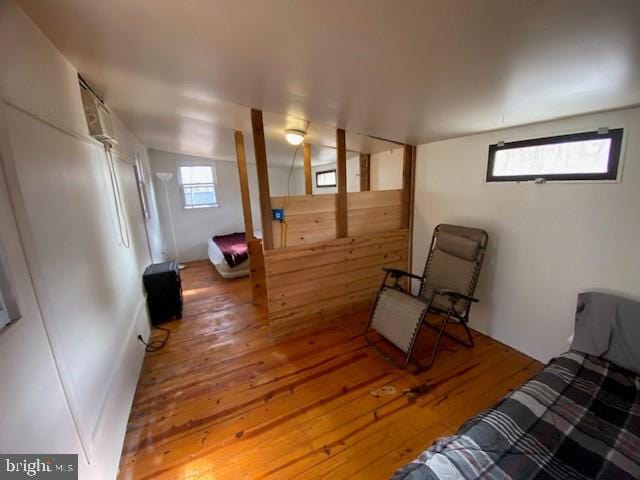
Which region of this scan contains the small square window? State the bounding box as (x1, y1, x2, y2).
(178, 164, 218, 208)
(487, 129, 623, 182)
(316, 169, 337, 188)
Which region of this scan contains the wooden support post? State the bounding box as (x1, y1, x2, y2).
(359, 153, 370, 192)
(247, 238, 267, 307)
(251, 109, 273, 250)
(336, 128, 348, 238)
(234, 130, 254, 239)
(405, 145, 417, 293)
(234, 129, 266, 306)
(303, 143, 312, 195)
(409, 145, 417, 268)
(402, 144, 414, 229)
(234, 130, 267, 306)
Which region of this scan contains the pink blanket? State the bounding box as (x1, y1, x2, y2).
(212, 232, 248, 268)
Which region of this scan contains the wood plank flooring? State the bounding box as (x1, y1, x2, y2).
(118, 260, 542, 480)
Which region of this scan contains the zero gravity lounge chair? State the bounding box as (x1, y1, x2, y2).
(365, 224, 488, 369)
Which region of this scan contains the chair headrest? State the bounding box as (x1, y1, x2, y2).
(435, 231, 480, 261)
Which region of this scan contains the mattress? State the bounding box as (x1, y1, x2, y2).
(392, 351, 640, 479)
(207, 231, 262, 279)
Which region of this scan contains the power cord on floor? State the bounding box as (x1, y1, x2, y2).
(137, 326, 170, 352)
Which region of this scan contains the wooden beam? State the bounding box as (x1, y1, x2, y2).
(235, 129, 267, 307)
(250, 109, 273, 250)
(303, 143, 312, 195)
(247, 238, 267, 307)
(336, 128, 348, 238)
(402, 144, 414, 229)
(234, 130, 254, 239)
(359, 153, 370, 192)
(407, 146, 417, 289)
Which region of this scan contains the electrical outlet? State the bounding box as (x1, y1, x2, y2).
(272, 208, 284, 221)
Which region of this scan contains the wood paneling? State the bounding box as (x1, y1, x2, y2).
(336, 128, 348, 238)
(348, 190, 404, 236)
(271, 194, 336, 248)
(271, 190, 405, 248)
(303, 143, 312, 195)
(251, 109, 273, 250)
(265, 229, 409, 335)
(118, 261, 542, 480)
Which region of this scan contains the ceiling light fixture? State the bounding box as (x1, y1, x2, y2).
(284, 128, 306, 146)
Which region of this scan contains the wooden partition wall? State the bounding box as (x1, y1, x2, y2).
(271, 194, 337, 248)
(348, 190, 404, 236)
(270, 190, 403, 248)
(237, 109, 416, 333)
(265, 189, 408, 334)
(264, 229, 409, 335)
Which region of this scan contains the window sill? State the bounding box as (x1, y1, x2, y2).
(484, 178, 621, 185)
(184, 203, 220, 210)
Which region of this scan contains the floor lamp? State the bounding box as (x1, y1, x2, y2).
(156, 172, 184, 269)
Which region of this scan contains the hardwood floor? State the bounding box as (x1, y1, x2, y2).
(118, 260, 542, 480)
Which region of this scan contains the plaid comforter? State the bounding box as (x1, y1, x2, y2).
(392, 351, 640, 479)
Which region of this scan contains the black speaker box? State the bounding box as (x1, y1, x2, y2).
(143, 261, 183, 325)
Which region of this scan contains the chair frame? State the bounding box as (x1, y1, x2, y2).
(364, 225, 487, 370)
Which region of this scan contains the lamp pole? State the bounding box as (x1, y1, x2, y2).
(155, 172, 183, 269)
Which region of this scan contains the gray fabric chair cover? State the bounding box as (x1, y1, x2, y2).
(421, 225, 487, 316)
(366, 224, 488, 368)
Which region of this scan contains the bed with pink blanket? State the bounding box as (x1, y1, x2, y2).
(207, 231, 261, 279)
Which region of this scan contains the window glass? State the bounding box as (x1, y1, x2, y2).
(316, 169, 337, 188)
(487, 129, 622, 182)
(179, 165, 214, 184)
(178, 164, 218, 208)
(493, 139, 611, 177)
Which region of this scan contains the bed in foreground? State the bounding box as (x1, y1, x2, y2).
(393, 292, 640, 480)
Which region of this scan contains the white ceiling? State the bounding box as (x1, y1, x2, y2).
(16, 0, 640, 166)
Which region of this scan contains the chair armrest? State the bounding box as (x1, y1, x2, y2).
(382, 268, 423, 281)
(433, 288, 478, 303)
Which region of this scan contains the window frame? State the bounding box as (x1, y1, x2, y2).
(177, 163, 219, 209)
(486, 128, 623, 183)
(316, 168, 337, 188)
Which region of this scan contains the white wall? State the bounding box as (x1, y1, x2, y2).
(370, 148, 403, 190)
(0, 2, 162, 478)
(299, 149, 402, 194)
(288, 151, 406, 195)
(413, 106, 640, 363)
(292, 156, 360, 195)
(149, 149, 293, 262)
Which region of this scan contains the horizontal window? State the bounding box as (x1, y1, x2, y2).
(316, 169, 337, 188)
(178, 164, 219, 208)
(487, 129, 623, 183)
